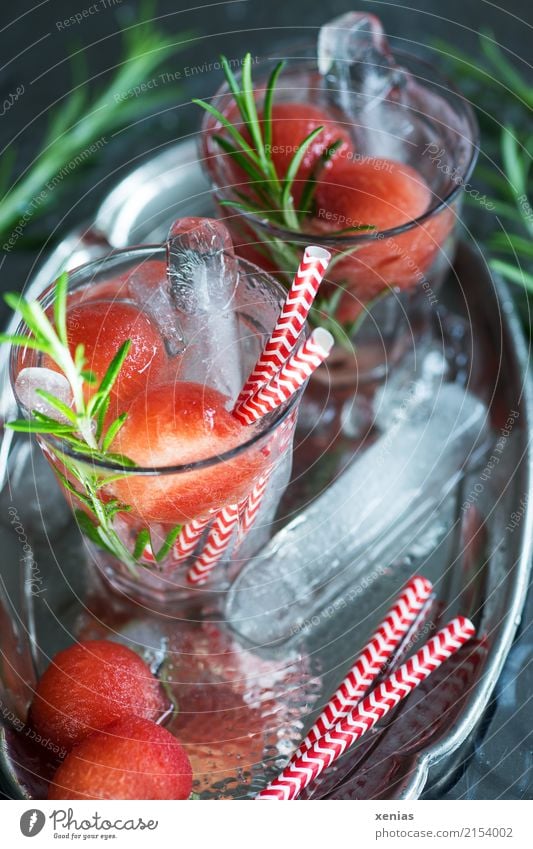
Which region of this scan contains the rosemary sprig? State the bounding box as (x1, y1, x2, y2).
(194, 52, 376, 344)
(0, 272, 130, 453)
(194, 52, 366, 238)
(0, 273, 181, 573)
(0, 1, 191, 243)
(436, 33, 533, 327)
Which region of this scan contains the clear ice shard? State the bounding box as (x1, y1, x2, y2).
(127, 266, 185, 358)
(225, 383, 488, 645)
(317, 12, 411, 159)
(317, 12, 404, 115)
(14, 367, 73, 423)
(166, 217, 242, 402)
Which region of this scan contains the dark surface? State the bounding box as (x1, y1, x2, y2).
(0, 0, 532, 800)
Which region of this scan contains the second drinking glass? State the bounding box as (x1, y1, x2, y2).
(199, 13, 478, 387)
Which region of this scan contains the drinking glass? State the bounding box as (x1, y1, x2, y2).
(9, 246, 304, 605)
(200, 45, 478, 387)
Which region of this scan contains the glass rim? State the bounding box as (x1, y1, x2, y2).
(202, 44, 480, 243)
(9, 243, 302, 475)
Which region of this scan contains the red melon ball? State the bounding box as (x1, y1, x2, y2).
(263, 103, 354, 201)
(48, 717, 193, 800)
(310, 157, 453, 301)
(221, 102, 354, 206)
(313, 157, 431, 232)
(46, 299, 167, 406)
(108, 381, 265, 524)
(30, 640, 167, 752)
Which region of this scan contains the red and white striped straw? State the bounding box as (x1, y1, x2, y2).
(173, 515, 212, 561)
(233, 327, 334, 426)
(239, 472, 271, 537)
(187, 504, 239, 585)
(235, 245, 330, 407)
(293, 575, 433, 760)
(257, 616, 475, 800)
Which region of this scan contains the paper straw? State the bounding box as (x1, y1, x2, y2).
(233, 327, 334, 426)
(187, 504, 240, 585)
(235, 245, 330, 406)
(173, 515, 211, 561)
(257, 616, 475, 800)
(239, 472, 271, 537)
(293, 575, 433, 760)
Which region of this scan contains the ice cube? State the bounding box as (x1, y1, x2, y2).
(317, 12, 411, 159)
(166, 217, 242, 401)
(318, 12, 404, 115)
(127, 265, 185, 358)
(226, 383, 488, 645)
(14, 367, 73, 423)
(373, 347, 449, 433)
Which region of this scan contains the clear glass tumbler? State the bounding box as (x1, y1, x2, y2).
(200, 45, 478, 386)
(9, 246, 304, 606)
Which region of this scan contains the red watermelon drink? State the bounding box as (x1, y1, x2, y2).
(199, 13, 477, 385)
(6, 220, 304, 605)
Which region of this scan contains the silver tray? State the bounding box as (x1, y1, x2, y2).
(1, 142, 532, 800)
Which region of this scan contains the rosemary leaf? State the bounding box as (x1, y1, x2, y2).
(212, 134, 268, 186)
(192, 99, 263, 169)
(101, 413, 128, 452)
(86, 340, 131, 420)
(34, 389, 77, 425)
(6, 419, 75, 435)
(490, 233, 533, 257)
(95, 395, 111, 442)
(104, 452, 137, 468)
(75, 510, 116, 556)
(133, 528, 152, 560)
(54, 471, 93, 509)
(53, 271, 69, 347)
(479, 33, 533, 109)
(298, 137, 344, 219)
(81, 369, 97, 384)
(0, 334, 51, 352)
(74, 344, 86, 371)
(241, 53, 266, 170)
(490, 259, 533, 292)
(155, 524, 183, 562)
(280, 126, 325, 228)
(263, 61, 285, 152)
(221, 55, 246, 110)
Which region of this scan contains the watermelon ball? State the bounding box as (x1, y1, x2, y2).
(222, 102, 354, 206)
(48, 716, 193, 800)
(30, 640, 168, 752)
(310, 157, 452, 301)
(46, 299, 167, 406)
(109, 381, 265, 524)
(313, 157, 431, 232)
(262, 103, 354, 202)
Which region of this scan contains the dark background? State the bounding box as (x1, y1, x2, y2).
(0, 0, 532, 800)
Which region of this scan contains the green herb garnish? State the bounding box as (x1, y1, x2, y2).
(436, 32, 533, 326)
(0, 273, 181, 573)
(194, 52, 371, 344)
(194, 52, 368, 237)
(0, 1, 191, 245)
